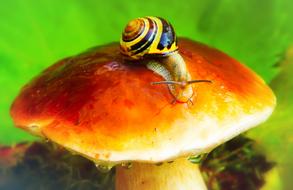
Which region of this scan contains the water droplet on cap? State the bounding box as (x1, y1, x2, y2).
(155, 162, 163, 166)
(121, 162, 132, 169)
(188, 154, 207, 164)
(95, 163, 113, 173)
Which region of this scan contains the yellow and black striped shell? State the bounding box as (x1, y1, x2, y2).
(120, 16, 178, 60)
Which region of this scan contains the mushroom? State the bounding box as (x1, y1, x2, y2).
(10, 37, 275, 190)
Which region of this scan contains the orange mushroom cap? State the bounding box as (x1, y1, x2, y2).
(10, 38, 276, 164)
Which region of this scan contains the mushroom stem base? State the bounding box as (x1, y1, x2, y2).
(115, 157, 207, 190)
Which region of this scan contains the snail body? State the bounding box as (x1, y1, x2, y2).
(120, 16, 210, 103)
(146, 54, 193, 103)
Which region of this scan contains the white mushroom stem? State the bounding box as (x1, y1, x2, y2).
(115, 157, 207, 190)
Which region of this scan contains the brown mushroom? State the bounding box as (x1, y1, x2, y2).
(10, 38, 276, 190)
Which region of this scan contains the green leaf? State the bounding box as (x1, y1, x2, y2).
(195, 0, 293, 82)
(0, 0, 292, 144)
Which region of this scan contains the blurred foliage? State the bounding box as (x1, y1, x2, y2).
(201, 136, 274, 190)
(248, 46, 293, 190)
(0, 135, 274, 190)
(0, 142, 114, 190)
(1, 0, 293, 144)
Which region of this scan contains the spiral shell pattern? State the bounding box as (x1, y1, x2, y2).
(120, 16, 178, 59)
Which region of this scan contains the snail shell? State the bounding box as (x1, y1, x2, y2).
(120, 16, 178, 59)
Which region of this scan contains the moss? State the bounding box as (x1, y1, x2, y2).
(200, 136, 275, 190)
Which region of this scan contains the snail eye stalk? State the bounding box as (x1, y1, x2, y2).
(151, 80, 212, 87)
(186, 80, 212, 84)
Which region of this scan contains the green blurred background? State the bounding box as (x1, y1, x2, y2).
(0, 0, 292, 189)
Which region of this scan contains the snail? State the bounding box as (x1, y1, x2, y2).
(120, 16, 211, 103)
